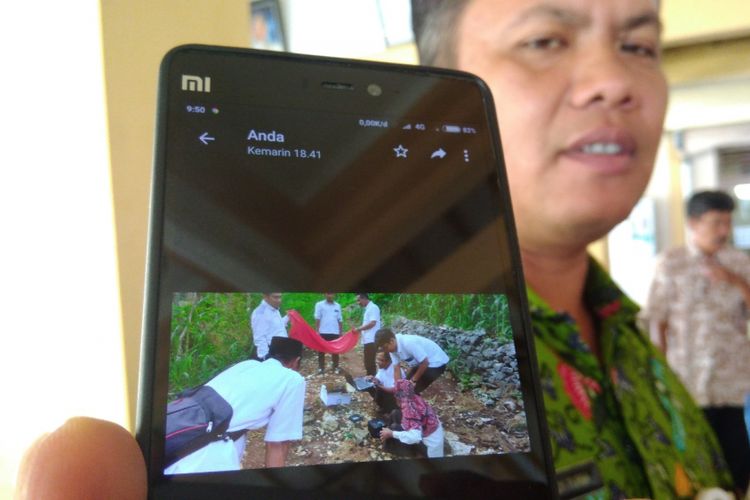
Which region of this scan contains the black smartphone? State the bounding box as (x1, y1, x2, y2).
(137, 44, 556, 499)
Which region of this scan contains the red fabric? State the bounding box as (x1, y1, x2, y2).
(287, 310, 360, 354)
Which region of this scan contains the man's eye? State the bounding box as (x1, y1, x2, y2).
(523, 37, 566, 51)
(621, 42, 658, 59)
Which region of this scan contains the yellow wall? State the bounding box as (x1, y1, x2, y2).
(662, 0, 750, 46)
(663, 37, 750, 86)
(100, 0, 250, 429)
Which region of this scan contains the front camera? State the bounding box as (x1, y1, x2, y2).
(367, 83, 382, 97)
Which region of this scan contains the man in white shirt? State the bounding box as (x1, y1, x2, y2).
(367, 351, 405, 413)
(165, 337, 306, 474)
(354, 293, 380, 376)
(250, 293, 289, 360)
(375, 327, 449, 395)
(314, 293, 343, 374)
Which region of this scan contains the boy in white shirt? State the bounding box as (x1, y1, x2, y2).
(354, 293, 381, 375)
(250, 293, 289, 360)
(314, 293, 343, 374)
(375, 328, 449, 395)
(367, 351, 405, 413)
(165, 337, 305, 474)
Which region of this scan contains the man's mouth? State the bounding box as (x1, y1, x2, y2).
(580, 142, 624, 155)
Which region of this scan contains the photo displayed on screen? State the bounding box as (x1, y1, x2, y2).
(164, 292, 530, 475)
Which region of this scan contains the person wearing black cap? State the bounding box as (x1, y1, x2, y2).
(165, 336, 306, 474)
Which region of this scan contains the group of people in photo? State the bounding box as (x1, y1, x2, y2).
(165, 292, 455, 474)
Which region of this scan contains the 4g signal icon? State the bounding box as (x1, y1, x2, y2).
(402, 123, 426, 130)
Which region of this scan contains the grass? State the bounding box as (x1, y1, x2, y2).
(168, 292, 512, 395)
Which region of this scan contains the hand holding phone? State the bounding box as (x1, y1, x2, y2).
(137, 45, 555, 499)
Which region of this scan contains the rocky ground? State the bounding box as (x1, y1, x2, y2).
(241, 342, 529, 469)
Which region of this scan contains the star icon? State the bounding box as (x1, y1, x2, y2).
(393, 144, 408, 158)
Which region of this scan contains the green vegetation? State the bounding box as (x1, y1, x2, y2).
(168, 292, 512, 396)
(170, 293, 258, 395)
(385, 294, 512, 341)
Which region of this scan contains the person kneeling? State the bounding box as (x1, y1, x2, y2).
(379, 379, 444, 458)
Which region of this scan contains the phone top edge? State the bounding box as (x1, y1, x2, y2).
(161, 43, 489, 85)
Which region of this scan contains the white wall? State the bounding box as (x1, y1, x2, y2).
(1, 2, 126, 496)
(281, 0, 412, 57)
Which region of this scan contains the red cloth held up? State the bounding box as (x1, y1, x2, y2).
(287, 310, 360, 354)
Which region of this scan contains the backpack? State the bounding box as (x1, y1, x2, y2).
(164, 385, 234, 467)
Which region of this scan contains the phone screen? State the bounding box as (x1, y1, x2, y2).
(139, 45, 555, 498)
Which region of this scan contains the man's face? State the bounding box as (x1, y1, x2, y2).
(265, 293, 282, 309)
(689, 210, 733, 255)
(383, 338, 397, 353)
(376, 353, 390, 368)
(289, 357, 301, 372)
(456, 0, 667, 251)
(325, 293, 335, 303)
(356, 296, 368, 307)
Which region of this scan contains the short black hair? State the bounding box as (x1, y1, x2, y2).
(410, 0, 471, 67)
(268, 337, 303, 363)
(356, 293, 369, 300)
(686, 190, 735, 219)
(374, 328, 396, 348)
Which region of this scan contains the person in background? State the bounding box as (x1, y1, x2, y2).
(410, 0, 733, 497)
(641, 190, 750, 493)
(375, 327, 449, 395)
(250, 293, 289, 360)
(354, 293, 381, 376)
(314, 293, 343, 374)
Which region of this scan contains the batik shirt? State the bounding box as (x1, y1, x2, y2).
(641, 243, 750, 406)
(530, 259, 731, 499)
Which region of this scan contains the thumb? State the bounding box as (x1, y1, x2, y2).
(15, 417, 147, 500)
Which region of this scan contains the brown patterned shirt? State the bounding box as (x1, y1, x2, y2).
(641, 243, 750, 406)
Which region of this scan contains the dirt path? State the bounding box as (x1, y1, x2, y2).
(241, 344, 529, 468)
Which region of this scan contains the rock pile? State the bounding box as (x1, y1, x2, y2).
(389, 317, 521, 398)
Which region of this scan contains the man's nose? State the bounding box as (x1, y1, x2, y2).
(568, 45, 637, 110)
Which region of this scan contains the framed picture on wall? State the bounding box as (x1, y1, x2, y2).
(250, 0, 286, 51)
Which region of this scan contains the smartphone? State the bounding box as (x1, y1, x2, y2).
(137, 44, 556, 499)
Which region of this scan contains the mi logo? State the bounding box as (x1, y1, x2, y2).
(181, 75, 211, 93)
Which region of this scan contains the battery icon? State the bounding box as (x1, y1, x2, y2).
(442, 124, 462, 133)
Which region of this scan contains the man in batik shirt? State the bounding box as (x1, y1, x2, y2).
(411, 0, 734, 497)
(642, 190, 750, 493)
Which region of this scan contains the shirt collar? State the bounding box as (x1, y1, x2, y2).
(527, 257, 639, 322)
(262, 300, 278, 311)
(686, 239, 730, 260)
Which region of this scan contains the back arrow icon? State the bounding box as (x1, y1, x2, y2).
(199, 132, 215, 145)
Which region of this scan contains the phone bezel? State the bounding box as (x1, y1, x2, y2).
(137, 44, 556, 499)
